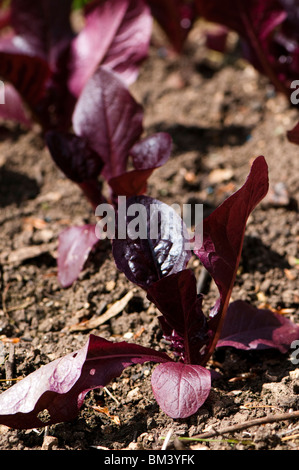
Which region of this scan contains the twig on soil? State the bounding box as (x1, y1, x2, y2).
(104, 386, 120, 406)
(69, 289, 136, 331)
(161, 429, 173, 450)
(281, 433, 299, 442)
(5, 342, 15, 385)
(190, 410, 299, 440)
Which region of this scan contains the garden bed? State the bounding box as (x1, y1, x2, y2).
(0, 24, 298, 450)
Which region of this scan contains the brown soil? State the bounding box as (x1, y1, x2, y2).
(0, 24, 298, 451)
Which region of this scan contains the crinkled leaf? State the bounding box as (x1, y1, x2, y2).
(194, 156, 269, 363)
(112, 195, 192, 289)
(0, 334, 171, 429)
(217, 300, 299, 353)
(57, 224, 99, 288)
(147, 269, 209, 364)
(68, 0, 152, 97)
(108, 132, 172, 197)
(72, 66, 144, 181)
(151, 362, 211, 419)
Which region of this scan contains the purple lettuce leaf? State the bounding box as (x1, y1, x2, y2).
(45, 130, 105, 209)
(45, 131, 104, 184)
(147, 269, 209, 364)
(287, 120, 299, 145)
(10, 0, 73, 69)
(68, 0, 152, 97)
(112, 195, 192, 290)
(0, 0, 74, 129)
(130, 132, 172, 170)
(147, 0, 197, 52)
(0, 334, 171, 429)
(193, 156, 269, 364)
(108, 132, 172, 197)
(0, 6, 11, 30)
(217, 300, 299, 353)
(72, 66, 144, 181)
(0, 43, 51, 109)
(151, 362, 211, 419)
(57, 225, 99, 288)
(0, 82, 32, 127)
(205, 25, 229, 54)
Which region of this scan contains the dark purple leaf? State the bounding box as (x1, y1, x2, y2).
(0, 7, 11, 30)
(72, 66, 144, 181)
(68, 0, 152, 97)
(45, 131, 103, 184)
(46, 131, 105, 209)
(10, 0, 73, 69)
(0, 334, 171, 429)
(287, 120, 299, 145)
(151, 362, 211, 419)
(57, 225, 99, 288)
(205, 25, 229, 53)
(147, 269, 209, 364)
(108, 132, 172, 197)
(193, 156, 269, 363)
(112, 196, 192, 289)
(147, 0, 197, 52)
(0, 43, 51, 107)
(195, 0, 290, 95)
(195, 0, 285, 40)
(217, 300, 299, 353)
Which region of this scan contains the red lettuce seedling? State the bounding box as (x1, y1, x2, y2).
(0, 335, 171, 429)
(195, 0, 299, 97)
(112, 156, 299, 418)
(0, 0, 152, 130)
(46, 67, 172, 287)
(1, 158, 298, 427)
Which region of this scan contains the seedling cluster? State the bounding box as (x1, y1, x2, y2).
(0, 0, 298, 429)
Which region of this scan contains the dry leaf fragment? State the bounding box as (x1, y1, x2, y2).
(134, 326, 145, 339)
(209, 168, 234, 184)
(284, 269, 297, 281)
(69, 290, 135, 331)
(23, 217, 48, 231)
(91, 405, 120, 425)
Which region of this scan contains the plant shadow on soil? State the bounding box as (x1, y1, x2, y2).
(0, 167, 40, 207)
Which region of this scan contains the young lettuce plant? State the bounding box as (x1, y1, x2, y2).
(1, 156, 299, 429)
(112, 155, 299, 417)
(46, 66, 172, 287)
(194, 0, 299, 98)
(0, 0, 152, 131)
